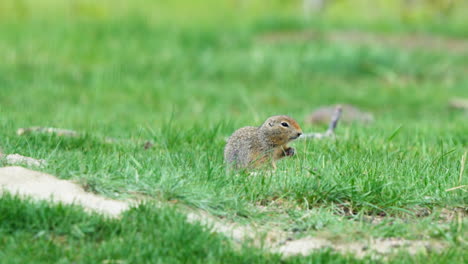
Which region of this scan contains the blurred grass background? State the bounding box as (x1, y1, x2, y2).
(0, 0, 467, 262)
(1, 0, 467, 132)
(1, 0, 468, 33)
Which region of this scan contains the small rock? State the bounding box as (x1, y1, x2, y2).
(276, 236, 332, 256)
(17, 127, 80, 137)
(4, 154, 47, 167)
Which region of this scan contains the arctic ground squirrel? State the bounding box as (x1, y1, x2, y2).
(224, 115, 303, 170)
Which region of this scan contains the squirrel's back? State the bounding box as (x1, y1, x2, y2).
(224, 126, 260, 169)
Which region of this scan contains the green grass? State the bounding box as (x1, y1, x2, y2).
(1, 195, 466, 264)
(0, 194, 276, 263)
(0, 0, 467, 263)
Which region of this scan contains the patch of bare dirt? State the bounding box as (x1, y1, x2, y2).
(275, 236, 445, 258)
(0, 166, 130, 217)
(439, 207, 468, 223)
(186, 208, 275, 244)
(256, 30, 468, 53)
(185, 206, 448, 259)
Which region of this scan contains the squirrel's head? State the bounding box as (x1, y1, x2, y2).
(259, 115, 303, 147)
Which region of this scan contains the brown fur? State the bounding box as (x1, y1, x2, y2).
(224, 115, 303, 170)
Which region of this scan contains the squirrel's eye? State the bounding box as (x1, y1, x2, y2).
(281, 122, 289, 127)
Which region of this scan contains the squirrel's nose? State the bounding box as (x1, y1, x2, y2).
(297, 132, 302, 137)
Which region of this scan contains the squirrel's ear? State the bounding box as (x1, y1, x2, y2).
(268, 122, 273, 127)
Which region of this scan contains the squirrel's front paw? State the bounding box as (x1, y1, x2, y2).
(285, 147, 295, 157)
